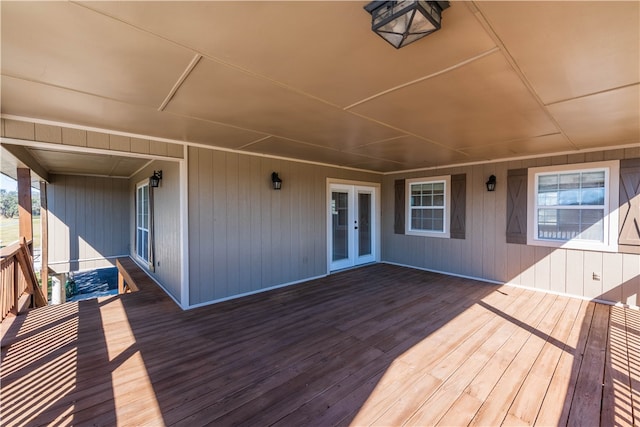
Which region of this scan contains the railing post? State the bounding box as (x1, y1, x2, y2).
(11, 255, 19, 316)
(17, 168, 33, 257)
(40, 181, 49, 302)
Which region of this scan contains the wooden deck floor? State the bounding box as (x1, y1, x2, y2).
(1, 264, 638, 426)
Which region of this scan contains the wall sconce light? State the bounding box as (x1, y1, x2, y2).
(149, 170, 162, 188)
(486, 175, 496, 192)
(271, 172, 282, 190)
(364, 1, 450, 49)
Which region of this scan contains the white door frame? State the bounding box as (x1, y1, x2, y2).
(326, 178, 381, 273)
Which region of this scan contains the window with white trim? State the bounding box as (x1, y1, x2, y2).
(528, 161, 619, 252)
(136, 182, 150, 262)
(406, 175, 451, 238)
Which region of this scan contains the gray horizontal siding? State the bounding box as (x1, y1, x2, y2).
(382, 147, 640, 306)
(188, 147, 380, 306)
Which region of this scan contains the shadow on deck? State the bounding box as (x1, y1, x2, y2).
(1, 264, 637, 425)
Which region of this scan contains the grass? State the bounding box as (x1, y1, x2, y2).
(0, 216, 41, 249)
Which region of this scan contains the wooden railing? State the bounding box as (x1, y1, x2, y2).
(116, 258, 141, 294)
(1, 238, 47, 321)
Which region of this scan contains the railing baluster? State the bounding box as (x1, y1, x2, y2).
(1, 238, 47, 321)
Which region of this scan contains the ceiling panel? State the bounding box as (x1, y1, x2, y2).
(477, 1, 640, 104)
(343, 159, 411, 174)
(1, 1, 638, 175)
(459, 133, 576, 161)
(1, 146, 42, 185)
(241, 136, 380, 167)
(79, 1, 497, 108)
(350, 51, 559, 148)
(547, 84, 640, 148)
(346, 136, 469, 167)
(0, 1, 195, 107)
(165, 58, 402, 150)
(28, 148, 148, 177)
(1, 76, 267, 149)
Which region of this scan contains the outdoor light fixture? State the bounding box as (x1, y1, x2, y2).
(271, 172, 282, 190)
(364, 0, 450, 49)
(486, 175, 496, 192)
(149, 170, 162, 188)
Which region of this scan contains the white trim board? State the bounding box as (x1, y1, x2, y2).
(185, 274, 328, 310)
(1, 114, 383, 175)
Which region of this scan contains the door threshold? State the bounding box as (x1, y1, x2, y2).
(330, 261, 378, 274)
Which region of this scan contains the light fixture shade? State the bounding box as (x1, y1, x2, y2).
(149, 170, 162, 188)
(271, 172, 282, 190)
(486, 175, 496, 192)
(364, 1, 450, 49)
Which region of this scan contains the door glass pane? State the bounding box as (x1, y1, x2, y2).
(358, 193, 372, 257)
(332, 191, 349, 262)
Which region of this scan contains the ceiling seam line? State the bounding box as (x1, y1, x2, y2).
(236, 136, 273, 150)
(342, 47, 500, 111)
(1, 73, 147, 106)
(346, 110, 472, 156)
(158, 54, 202, 111)
(355, 135, 409, 148)
(1, 75, 278, 137)
(70, 1, 348, 112)
(381, 140, 640, 176)
(456, 132, 563, 151)
(107, 157, 121, 176)
(1, 132, 385, 176)
(0, 112, 398, 163)
(129, 159, 156, 180)
(469, 1, 579, 151)
(544, 82, 640, 107)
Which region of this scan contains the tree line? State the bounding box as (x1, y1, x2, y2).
(0, 189, 41, 218)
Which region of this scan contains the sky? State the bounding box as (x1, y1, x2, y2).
(1, 173, 17, 192)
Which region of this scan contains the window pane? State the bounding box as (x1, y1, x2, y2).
(537, 191, 557, 206)
(535, 167, 609, 245)
(136, 230, 143, 258)
(410, 208, 444, 232)
(538, 208, 604, 242)
(558, 189, 579, 205)
(581, 188, 604, 205)
(538, 175, 558, 206)
(559, 173, 580, 190)
(538, 175, 558, 192)
(582, 171, 605, 188)
(411, 209, 424, 230)
(408, 180, 447, 233)
(580, 210, 604, 241)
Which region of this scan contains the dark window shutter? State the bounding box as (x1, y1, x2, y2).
(394, 179, 405, 234)
(619, 158, 640, 254)
(450, 174, 466, 239)
(506, 168, 528, 244)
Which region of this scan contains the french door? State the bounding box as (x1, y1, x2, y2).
(329, 183, 377, 271)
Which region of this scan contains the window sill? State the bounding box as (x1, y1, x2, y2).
(527, 237, 618, 253)
(406, 230, 451, 239)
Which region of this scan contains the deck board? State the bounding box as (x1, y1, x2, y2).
(0, 263, 636, 426)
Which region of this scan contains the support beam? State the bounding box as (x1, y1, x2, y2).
(2, 144, 49, 183)
(17, 168, 33, 250)
(40, 181, 48, 302)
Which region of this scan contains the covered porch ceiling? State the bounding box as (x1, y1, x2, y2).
(1, 1, 639, 175)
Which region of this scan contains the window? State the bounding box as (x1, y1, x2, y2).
(136, 182, 150, 262)
(406, 175, 450, 238)
(528, 161, 619, 252)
